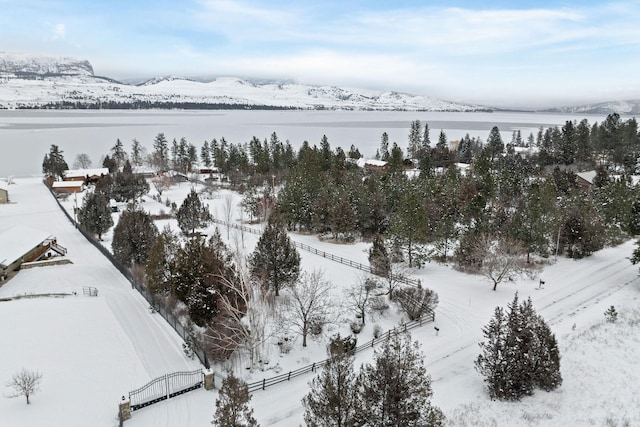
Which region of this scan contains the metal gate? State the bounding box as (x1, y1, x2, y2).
(129, 369, 203, 411)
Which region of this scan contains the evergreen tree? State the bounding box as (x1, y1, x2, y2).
(356, 331, 445, 426)
(379, 132, 390, 162)
(176, 188, 212, 235)
(487, 126, 504, 163)
(475, 294, 561, 401)
(130, 138, 145, 167)
(201, 140, 212, 168)
(111, 138, 128, 171)
(112, 206, 158, 267)
(213, 372, 259, 427)
(171, 230, 240, 326)
(388, 184, 430, 268)
(407, 119, 422, 159)
(145, 226, 178, 294)
(330, 192, 356, 240)
(368, 234, 391, 278)
(42, 144, 69, 180)
(78, 191, 113, 240)
(112, 160, 150, 202)
(250, 215, 300, 296)
(152, 132, 170, 171)
(303, 335, 359, 427)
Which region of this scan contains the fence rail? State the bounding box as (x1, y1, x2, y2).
(211, 218, 421, 287)
(246, 314, 434, 393)
(129, 369, 204, 411)
(44, 181, 210, 369)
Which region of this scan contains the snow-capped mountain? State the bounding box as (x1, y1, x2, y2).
(542, 100, 640, 115)
(0, 52, 93, 76)
(0, 54, 487, 111)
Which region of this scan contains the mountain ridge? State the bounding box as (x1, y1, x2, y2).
(1, 53, 638, 114)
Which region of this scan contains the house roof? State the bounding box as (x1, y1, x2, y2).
(0, 180, 8, 191)
(52, 180, 84, 188)
(64, 168, 110, 179)
(0, 225, 52, 268)
(356, 158, 388, 168)
(576, 170, 597, 185)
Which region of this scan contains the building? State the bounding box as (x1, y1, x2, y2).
(63, 168, 110, 184)
(0, 181, 8, 204)
(576, 170, 597, 191)
(52, 180, 85, 194)
(356, 158, 388, 174)
(0, 226, 66, 280)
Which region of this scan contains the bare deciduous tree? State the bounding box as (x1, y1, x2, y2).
(151, 175, 171, 197)
(206, 256, 277, 370)
(72, 153, 92, 169)
(223, 193, 235, 239)
(284, 270, 335, 347)
(469, 233, 529, 291)
(5, 369, 42, 404)
(345, 276, 381, 326)
(385, 263, 415, 300)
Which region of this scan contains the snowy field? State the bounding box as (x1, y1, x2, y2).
(1, 177, 640, 426)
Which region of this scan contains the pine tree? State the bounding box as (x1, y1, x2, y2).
(176, 188, 212, 235)
(42, 144, 69, 180)
(407, 119, 422, 159)
(368, 234, 391, 278)
(475, 294, 561, 401)
(213, 372, 259, 427)
(303, 335, 359, 427)
(78, 191, 113, 240)
(250, 215, 300, 296)
(145, 226, 178, 294)
(112, 206, 158, 267)
(152, 132, 169, 171)
(379, 132, 390, 162)
(356, 331, 445, 426)
(111, 138, 128, 171)
(475, 305, 509, 400)
(487, 126, 504, 163)
(171, 230, 240, 326)
(131, 138, 145, 167)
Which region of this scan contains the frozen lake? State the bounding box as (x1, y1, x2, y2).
(0, 109, 621, 177)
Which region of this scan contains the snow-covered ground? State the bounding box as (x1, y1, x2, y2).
(1, 177, 639, 426)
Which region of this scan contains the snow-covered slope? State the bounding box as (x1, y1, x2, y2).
(0, 54, 485, 111)
(0, 52, 93, 76)
(543, 100, 640, 115)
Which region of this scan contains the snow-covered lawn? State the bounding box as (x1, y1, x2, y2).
(2, 177, 639, 426)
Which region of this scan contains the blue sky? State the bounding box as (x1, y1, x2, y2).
(2, 0, 640, 107)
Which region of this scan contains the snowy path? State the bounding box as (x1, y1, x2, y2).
(0, 178, 201, 427)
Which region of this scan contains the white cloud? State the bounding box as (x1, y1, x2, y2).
(51, 23, 66, 40)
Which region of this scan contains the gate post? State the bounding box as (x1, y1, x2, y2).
(204, 370, 215, 390)
(119, 396, 132, 422)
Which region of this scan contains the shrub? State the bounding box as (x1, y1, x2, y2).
(395, 286, 439, 321)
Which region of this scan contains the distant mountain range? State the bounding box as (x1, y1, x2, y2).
(0, 53, 638, 114)
(541, 100, 640, 115)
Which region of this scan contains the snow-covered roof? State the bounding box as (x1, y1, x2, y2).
(356, 158, 387, 168)
(64, 168, 109, 179)
(0, 225, 52, 268)
(0, 180, 8, 191)
(52, 180, 84, 188)
(577, 170, 597, 185)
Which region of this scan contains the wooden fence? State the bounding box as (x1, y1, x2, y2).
(211, 218, 421, 287)
(246, 314, 434, 393)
